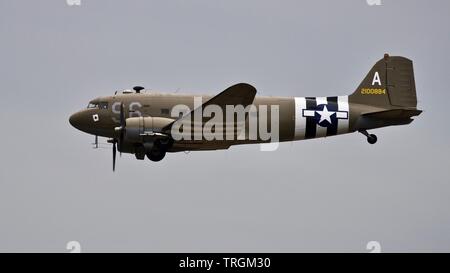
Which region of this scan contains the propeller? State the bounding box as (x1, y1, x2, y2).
(113, 141, 117, 172)
(112, 103, 127, 171)
(118, 103, 125, 156)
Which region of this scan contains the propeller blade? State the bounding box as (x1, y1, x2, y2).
(119, 103, 125, 156)
(120, 103, 125, 128)
(113, 141, 117, 172)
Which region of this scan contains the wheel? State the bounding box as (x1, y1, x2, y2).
(146, 148, 166, 162)
(146, 141, 167, 162)
(367, 134, 377, 144)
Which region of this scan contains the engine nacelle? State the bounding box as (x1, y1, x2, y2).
(125, 116, 174, 142)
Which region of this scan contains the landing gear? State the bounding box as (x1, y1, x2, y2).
(134, 138, 173, 162)
(134, 145, 146, 160)
(135, 144, 166, 161)
(146, 147, 166, 162)
(367, 134, 377, 144)
(359, 130, 378, 145)
(146, 140, 168, 162)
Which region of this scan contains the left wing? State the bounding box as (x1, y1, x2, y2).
(162, 83, 257, 135)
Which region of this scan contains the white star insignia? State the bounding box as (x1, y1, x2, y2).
(316, 105, 334, 124)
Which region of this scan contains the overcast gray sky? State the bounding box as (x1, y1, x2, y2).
(0, 0, 449, 252)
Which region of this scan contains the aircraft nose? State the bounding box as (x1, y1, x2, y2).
(69, 111, 84, 131)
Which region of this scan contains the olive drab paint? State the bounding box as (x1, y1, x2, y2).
(69, 54, 422, 168)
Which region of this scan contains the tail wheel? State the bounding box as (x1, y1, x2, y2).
(367, 134, 377, 144)
(359, 130, 378, 145)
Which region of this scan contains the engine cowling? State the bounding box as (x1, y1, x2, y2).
(124, 116, 174, 142)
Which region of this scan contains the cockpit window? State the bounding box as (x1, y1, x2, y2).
(87, 102, 98, 109)
(99, 102, 108, 109)
(87, 102, 108, 109)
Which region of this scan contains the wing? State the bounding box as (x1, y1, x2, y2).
(162, 83, 257, 135)
(199, 82, 257, 110)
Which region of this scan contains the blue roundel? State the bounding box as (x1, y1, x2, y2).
(313, 104, 338, 128)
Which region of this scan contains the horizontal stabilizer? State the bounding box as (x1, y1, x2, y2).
(362, 109, 422, 119)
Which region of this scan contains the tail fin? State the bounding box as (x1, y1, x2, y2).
(349, 54, 418, 109)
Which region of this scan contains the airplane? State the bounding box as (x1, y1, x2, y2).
(69, 54, 421, 171)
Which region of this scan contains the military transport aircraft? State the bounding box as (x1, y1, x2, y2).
(69, 54, 421, 170)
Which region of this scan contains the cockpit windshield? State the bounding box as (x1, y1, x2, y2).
(87, 101, 108, 109)
(87, 102, 98, 109)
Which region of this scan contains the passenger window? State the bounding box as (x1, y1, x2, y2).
(161, 108, 169, 115)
